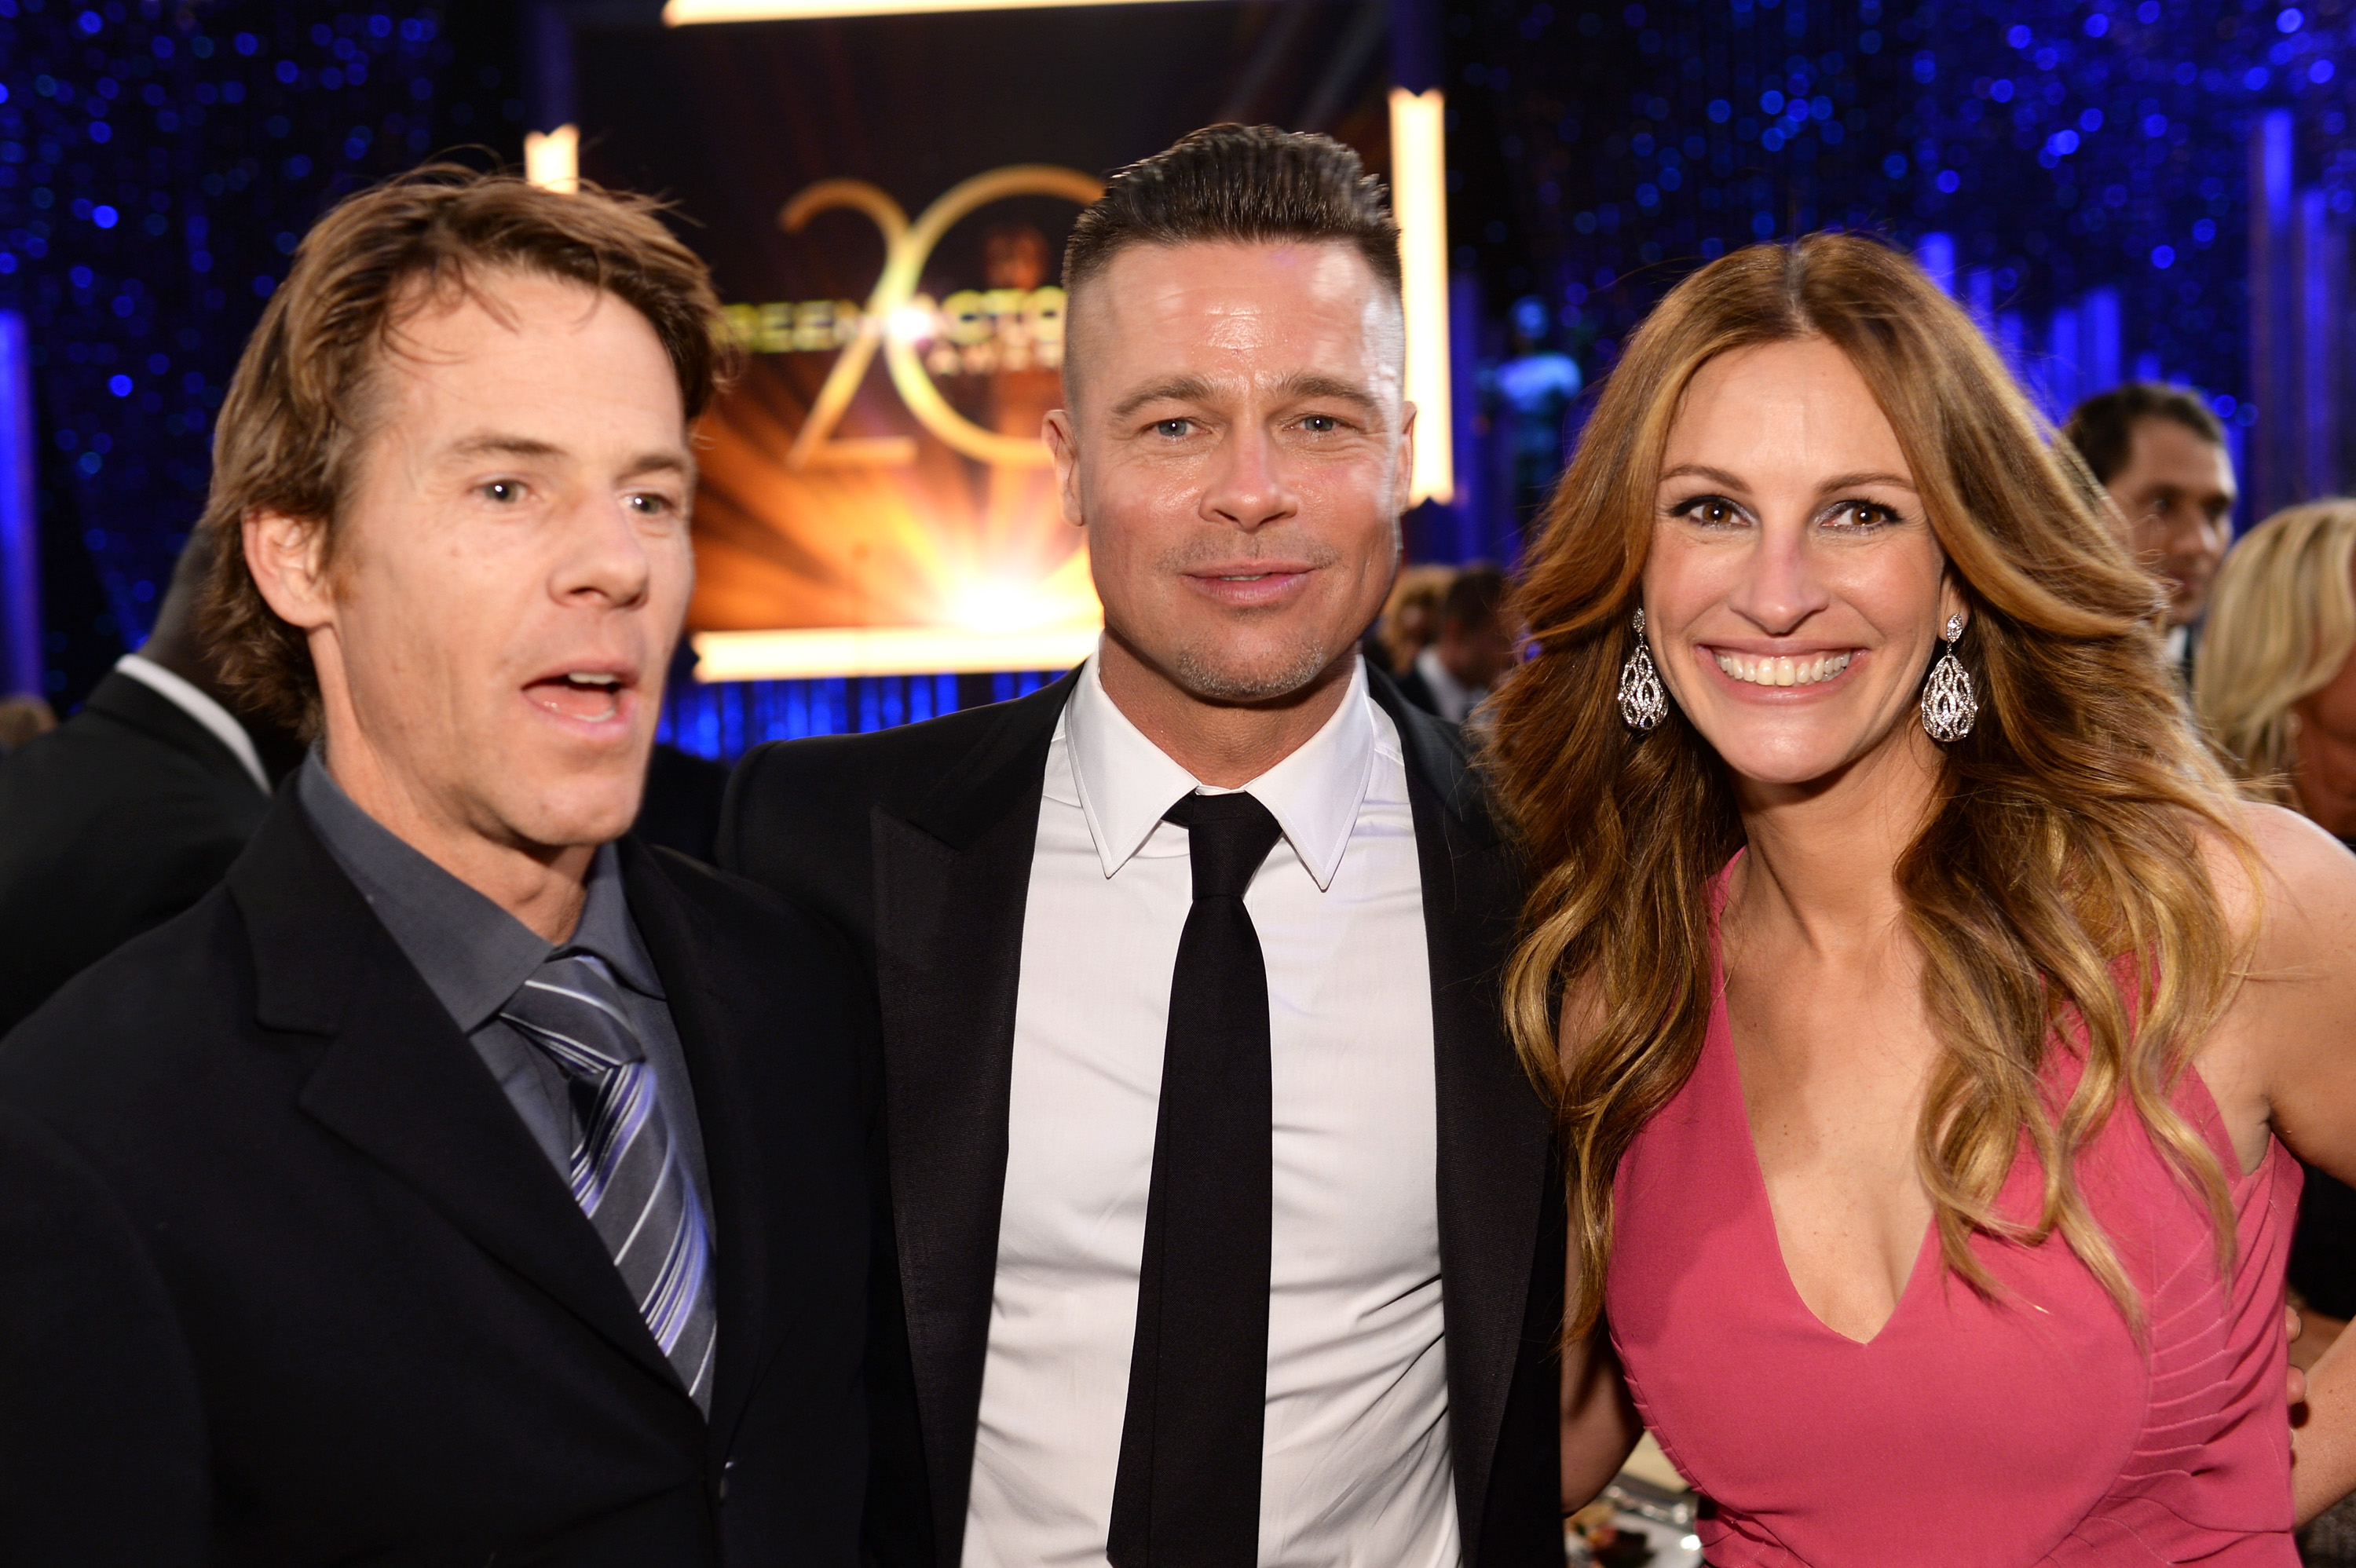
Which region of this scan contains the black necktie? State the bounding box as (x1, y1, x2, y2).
(1107, 791, 1286, 1568)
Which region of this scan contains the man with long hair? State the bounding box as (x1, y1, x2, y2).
(0, 169, 880, 1563)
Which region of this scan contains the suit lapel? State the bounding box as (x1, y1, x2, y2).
(872, 674, 1074, 1563)
(1367, 671, 1549, 1555)
(619, 842, 776, 1451)
(230, 799, 692, 1409)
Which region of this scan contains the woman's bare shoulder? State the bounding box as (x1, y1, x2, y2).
(2196, 800, 2356, 964)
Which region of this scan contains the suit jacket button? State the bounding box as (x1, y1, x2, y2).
(719, 1457, 734, 1503)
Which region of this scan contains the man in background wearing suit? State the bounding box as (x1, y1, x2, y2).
(1395, 563, 1516, 729)
(723, 126, 1563, 1568)
(0, 169, 879, 1564)
(2060, 382, 2237, 681)
(0, 526, 302, 1033)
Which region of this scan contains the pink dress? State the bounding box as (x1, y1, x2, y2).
(1608, 874, 2303, 1566)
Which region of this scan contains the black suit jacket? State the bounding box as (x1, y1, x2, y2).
(719, 665, 1566, 1568)
(1394, 659, 1444, 718)
(0, 794, 880, 1566)
(0, 670, 273, 1034)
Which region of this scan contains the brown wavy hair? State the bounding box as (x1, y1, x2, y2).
(199, 164, 733, 736)
(1485, 233, 2252, 1338)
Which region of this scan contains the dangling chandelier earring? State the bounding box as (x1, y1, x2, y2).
(1919, 612, 1978, 741)
(1619, 607, 1668, 732)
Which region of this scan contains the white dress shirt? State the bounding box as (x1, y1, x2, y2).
(964, 649, 1458, 1568)
(114, 652, 269, 795)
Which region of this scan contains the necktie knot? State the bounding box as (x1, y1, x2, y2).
(1164, 791, 1283, 902)
(499, 951, 645, 1080)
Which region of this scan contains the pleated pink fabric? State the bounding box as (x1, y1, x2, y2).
(1608, 868, 2302, 1566)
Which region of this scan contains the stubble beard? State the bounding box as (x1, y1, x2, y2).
(1167, 624, 1341, 704)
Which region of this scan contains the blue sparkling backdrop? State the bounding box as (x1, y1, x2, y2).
(1445, 0, 2351, 483)
(0, 0, 522, 704)
(9, 2, 2345, 751)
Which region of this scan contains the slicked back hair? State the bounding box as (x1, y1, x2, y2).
(1061, 125, 1401, 377)
(2061, 382, 2226, 486)
(199, 164, 732, 736)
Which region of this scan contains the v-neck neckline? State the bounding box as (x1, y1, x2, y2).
(1708, 857, 1937, 1348)
(1706, 979, 1937, 1347)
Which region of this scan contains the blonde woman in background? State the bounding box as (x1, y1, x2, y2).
(2197, 499, 2356, 1568)
(2198, 501, 2356, 835)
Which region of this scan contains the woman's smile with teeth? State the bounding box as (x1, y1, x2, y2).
(1713, 649, 1853, 687)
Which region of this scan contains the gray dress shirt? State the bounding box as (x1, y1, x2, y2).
(295, 755, 713, 1221)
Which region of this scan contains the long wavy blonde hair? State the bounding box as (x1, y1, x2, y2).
(1485, 234, 2252, 1338)
(2194, 499, 2356, 802)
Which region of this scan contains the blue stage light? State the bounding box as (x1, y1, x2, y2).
(0, 4, 524, 702)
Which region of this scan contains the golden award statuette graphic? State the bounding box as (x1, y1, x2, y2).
(690, 165, 1109, 681)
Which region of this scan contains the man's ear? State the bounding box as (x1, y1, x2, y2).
(243, 509, 337, 631)
(1044, 407, 1085, 529)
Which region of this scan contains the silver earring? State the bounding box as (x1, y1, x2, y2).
(1920, 612, 1977, 742)
(1618, 608, 1667, 732)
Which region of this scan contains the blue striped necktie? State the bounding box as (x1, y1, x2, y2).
(499, 950, 718, 1414)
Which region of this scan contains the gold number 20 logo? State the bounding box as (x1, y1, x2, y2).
(778, 164, 1105, 470)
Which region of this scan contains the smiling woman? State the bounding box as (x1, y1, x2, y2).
(1487, 232, 2356, 1561)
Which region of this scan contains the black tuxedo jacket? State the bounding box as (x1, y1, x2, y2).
(0, 670, 273, 1034)
(719, 666, 1566, 1568)
(0, 794, 880, 1566)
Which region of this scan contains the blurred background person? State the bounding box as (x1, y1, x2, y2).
(2061, 382, 2238, 679)
(1397, 562, 1515, 726)
(0, 524, 300, 1034)
(1491, 294, 1583, 538)
(2194, 495, 2356, 1567)
(0, 696, 54, 755)
(2197, 499, 2356, 837)
(1366, 561, 1454, 678)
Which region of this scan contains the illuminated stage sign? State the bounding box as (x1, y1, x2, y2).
(690, 165, 1107, 677)
(574, 5, 1412, 679)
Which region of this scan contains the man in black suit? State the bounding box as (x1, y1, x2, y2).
(0, 526, 302, 1033)
(1395, 563, 1516, 729)
(0, 170, 878, 1564)
(723, 126, 1562, 1567)
(2059, 382, 2237, 683)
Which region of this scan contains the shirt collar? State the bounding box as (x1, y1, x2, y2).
(1063, 643, 1376, 891)
(565, 841, 664, 1000)
(115, 653, 269, 795)
(294, 752, 660, 1033)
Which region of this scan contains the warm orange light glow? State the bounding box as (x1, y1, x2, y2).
(695, 623, 1100, 680)
(1389, 87, 1454, 506)
(687, 348, 1102, 672)
(523, 125, 579, 193)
